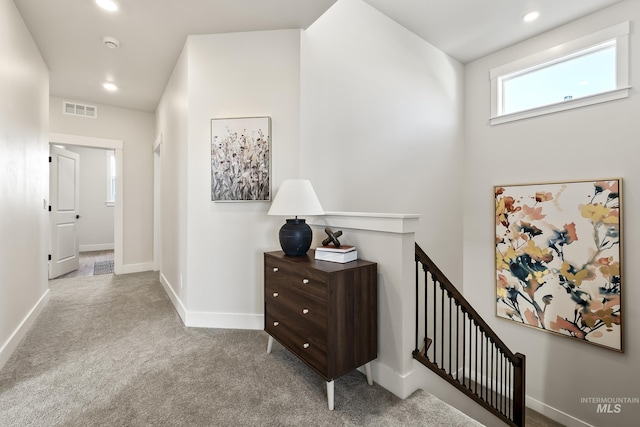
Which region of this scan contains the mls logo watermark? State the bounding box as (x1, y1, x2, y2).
(597, 403, 621, 414)
(581, 397, 640, 414)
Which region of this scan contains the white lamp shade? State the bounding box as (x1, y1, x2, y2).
(267, 179, 324, 216)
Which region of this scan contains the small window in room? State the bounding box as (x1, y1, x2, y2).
(490, 22, 630, 125)
(106, 150, 116, 206)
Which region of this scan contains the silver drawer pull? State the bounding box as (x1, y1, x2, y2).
(273, 321, 279, 326)
(273, 292, 279, 297)
(302, 308, 309, 315)
(302, 279, 309, 284)
(303, 343, 310, 349)
(273, 267, 279, 272)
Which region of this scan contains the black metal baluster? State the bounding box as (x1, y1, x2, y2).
(424, 266, 428, 359)
(500, 351, 504, 415)
(455, 303, 460, 382)
(474, 325, 478, 395)
(509, 360, 514, 419)
(485, 335, 489, 401)
(433, 274, 437, 365)
(491, 342, 498, 406)
(448, 294, 452, 375)
(415, 260, 418, 353)
(462, 310, 466, 388)
(480, 331, 484, 400)
(440, 283, 444, 369)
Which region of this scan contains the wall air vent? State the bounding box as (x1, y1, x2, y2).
(63, 101, 97, 118)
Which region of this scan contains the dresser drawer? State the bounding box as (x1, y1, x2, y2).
(265, 313, 327, 376)
(265, 256, 327, 302)
(264, 258, 291, 287)
(265, 310, 328, 374)
(287, 272, 327, 302)
(265, 291, 327, 337)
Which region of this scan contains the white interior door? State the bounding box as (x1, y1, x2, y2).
(49, 145, 80, 279)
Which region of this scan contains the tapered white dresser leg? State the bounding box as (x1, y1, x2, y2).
(267, 336, 273, 354)
(364, 362, 373, 385)
(327, 380, 334, 410)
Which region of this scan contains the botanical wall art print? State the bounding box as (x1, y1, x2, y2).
(495, 179, 623, 352)
(211, 117, 271, 201)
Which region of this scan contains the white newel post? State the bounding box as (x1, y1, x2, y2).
(309, 211, 420, 399)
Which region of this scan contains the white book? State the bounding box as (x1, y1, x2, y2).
(315, 249, 358, 263)
(314, 245, 356, 253)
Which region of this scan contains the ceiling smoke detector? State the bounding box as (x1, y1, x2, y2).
(102, 36, 120, 49)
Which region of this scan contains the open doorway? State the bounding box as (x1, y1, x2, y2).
(49, 132, 124, 277)
(51, 145, 115, 279)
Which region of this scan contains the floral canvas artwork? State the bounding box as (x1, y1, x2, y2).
(211, 117, 271, 201)
(495, 179, 623, 352)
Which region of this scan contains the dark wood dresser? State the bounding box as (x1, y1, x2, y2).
(264, 250, 377, 410)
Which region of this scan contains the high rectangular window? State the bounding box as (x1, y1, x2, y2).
(106, 150, 116, 206)
(490, 22, 630, 125)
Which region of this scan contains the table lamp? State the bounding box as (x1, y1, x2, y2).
(267, 179, 324, 256)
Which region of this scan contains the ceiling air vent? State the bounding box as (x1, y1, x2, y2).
(63, 101, 97, 118)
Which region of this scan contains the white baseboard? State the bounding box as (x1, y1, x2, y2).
(79, 243, 114, 252)
(159, 272, 187, 324)
(366, 359, 415, 399)
(157, 272, 262, 330)
(119, 261, 154, 275)
(424, 367, 592, 427)
(526, 395, 594, 427)
(0, 289, 50, 371)
(184, 311, 263, 330)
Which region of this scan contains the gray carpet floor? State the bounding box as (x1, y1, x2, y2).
(0, 271, 483, 426)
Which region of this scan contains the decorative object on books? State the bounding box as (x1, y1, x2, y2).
(211, 116, 271, 201)
(495, 179, 623, 352)
(322, 227, 343, 247)
(267, 179, 324, 256)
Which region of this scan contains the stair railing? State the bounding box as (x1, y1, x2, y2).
(413, 243, 525, 427)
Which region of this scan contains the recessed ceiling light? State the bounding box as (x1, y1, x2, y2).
(523, 11, 540, 23)
(103, 82, 118, 91)
(96, 0, 119, 12)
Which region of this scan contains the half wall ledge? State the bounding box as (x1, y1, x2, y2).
(308, 211, 421, 234)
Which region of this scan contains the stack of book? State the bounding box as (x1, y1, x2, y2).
(314, 245, 357, 263)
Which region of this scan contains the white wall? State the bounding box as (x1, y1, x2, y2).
(0, 0, 50, 369)
(300, 0, 465, 284)
(63, 146, 114, 252)
(156, 46, 190, 313)
(156, 30, 301, 327)
(464, 2, 640, 426)
(49, 96, 155, 268)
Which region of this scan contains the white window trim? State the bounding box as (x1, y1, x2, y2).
(106, 150, 115, 207)
(490, 21, 630, 125)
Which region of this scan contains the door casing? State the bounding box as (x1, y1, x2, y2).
(49, 133, 124, 274)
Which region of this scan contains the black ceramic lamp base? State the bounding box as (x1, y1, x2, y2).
(279, 218, 312, 256)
